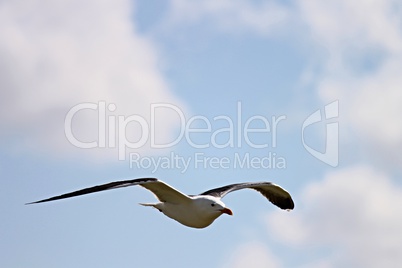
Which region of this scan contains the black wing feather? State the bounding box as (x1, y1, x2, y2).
(26, 178, 157, 204)
(200, 182, 294, 210)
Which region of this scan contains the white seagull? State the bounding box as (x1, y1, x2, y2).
(27, 178, 294, 228)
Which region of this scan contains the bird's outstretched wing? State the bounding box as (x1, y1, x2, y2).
(26, 178, 191, 205)
(199, 182, 294, 210)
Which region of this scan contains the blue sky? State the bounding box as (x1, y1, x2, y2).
(2, 0, 402, 267)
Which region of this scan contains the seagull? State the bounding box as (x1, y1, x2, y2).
(27, 178, 294, 229)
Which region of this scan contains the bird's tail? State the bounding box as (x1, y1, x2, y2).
(139, 203, 162, 212)
(139, 203, 157, 208)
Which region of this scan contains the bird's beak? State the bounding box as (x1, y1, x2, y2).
(220, 208, 233, 216)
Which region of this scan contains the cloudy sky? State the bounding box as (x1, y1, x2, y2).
(1, 0, 402, 267)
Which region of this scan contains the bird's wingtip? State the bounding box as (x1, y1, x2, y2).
(25, 199, 48, 205)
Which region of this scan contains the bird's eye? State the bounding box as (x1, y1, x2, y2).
(211, 203, 215, 207)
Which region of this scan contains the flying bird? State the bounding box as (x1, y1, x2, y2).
(27, 178, 294, 228)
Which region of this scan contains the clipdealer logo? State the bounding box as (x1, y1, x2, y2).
(64, 101, 339, 170)
(301, 100, 339, 167)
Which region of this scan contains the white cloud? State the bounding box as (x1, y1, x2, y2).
(267, 166, 402, 267)
(300, 0, 402, 54)
(0, 0, 186, 160)
(168, 0, 290, 36)
(298, 0, 402, 168)
(221, 241, 281, 268)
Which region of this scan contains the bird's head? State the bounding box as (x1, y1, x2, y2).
(194, 196, 233, 216)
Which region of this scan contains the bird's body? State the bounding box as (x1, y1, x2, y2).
(141, 195, 228, 228)
(27, 178, 294, 228)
